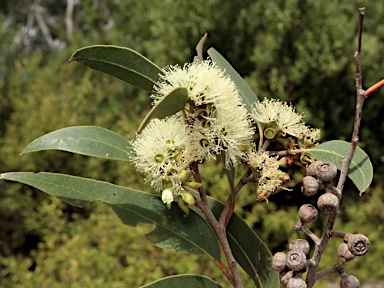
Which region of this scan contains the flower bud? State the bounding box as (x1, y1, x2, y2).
(337, 243, 356, 261)
(316, 161, 337, 182)
(317, 193, 339, 213)
(272, 252, 287, 272)
(179, 170, 192, 183)
(289, 239, 310, 255)
(183, 181, 204, 190)
(345, 234, 370, 256)
(306, 161, 323, 178)
(301, 176, 319, 197)
(287, 277, 307, 288)
(174, 195, 190, 215)
(340, 275, 360, 288)
(161, 188, 174, 204)
(298, 204, 318, 223)
(286, 250, 307, 271)
(180, 190, 195, 205)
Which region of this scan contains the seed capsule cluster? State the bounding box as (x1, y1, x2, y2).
(272, 239, 310, 286)
(274, 160, 370, 287)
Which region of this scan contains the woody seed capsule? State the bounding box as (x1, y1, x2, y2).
(298, 204, 318, 223)
(316, 161, 337, 182)
(272, 252, 287, 272)
(337, 243, 356, 262)
(346, 234, 370, 256)
(289, 239, 310, 255)
(286, 250, 307, 271)
(340, 275, 360, 288)
(301, 176, 319, 196)
(287, 277, 307, 288)
(306, 160, 323, 178)
(317, 192, 339, 213)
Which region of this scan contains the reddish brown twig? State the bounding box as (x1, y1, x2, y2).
(366, 79, 384, 96)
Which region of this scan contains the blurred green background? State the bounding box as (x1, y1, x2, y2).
(0, 0, 383, 287)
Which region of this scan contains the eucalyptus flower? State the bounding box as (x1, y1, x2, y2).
(248, 151, 286, 200)
(251, 98, 307, 138)
(130, 116, 190, 193)
(152, 59, 254, 167)
(152, 60, 239, 107)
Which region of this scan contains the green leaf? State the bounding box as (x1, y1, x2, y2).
(186, 188, 279, 288)
(141, 274, 223, 288)
(308, 140, 373, 192)
(69, 45, 163, 91)
(207, 48, 259, 113)
(21, 126, 132, 161)
(138, 87, 189, 132)
(0, 172, 221, 260)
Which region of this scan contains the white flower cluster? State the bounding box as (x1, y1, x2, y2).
(251, 98, 320, 142)
(248, 151, 287, 201)
(131, 60, 253, 203)
(131, 60, 322, 204)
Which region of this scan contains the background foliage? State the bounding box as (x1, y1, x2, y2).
(0, 0, 383, 287)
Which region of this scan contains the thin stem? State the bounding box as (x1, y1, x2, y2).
(220, 168, 253, 226)
(329, 230, 347, 239)
(301, 225, 321, 245)
(260, 138, 272, 151)
(191, 162, 244, 288)
(268, 148, 310, 157)
(194, 199, 235, 286)
(315, 259, 345, 281)
(305, 8, 366, 287)
(257, 123, 264, 150)
(366, 79, 384, 97)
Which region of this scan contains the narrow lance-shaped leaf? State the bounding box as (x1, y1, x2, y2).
(308, 140, 373, 192)
(69, 45, 163, 92)
(141, 274, 223, 288)
(21, 126, 132, 161)
(185, 187, 279, 288)
(207, 48, 259, 114)
(0, 172, 221, 261)
(138, 88, 189, 133)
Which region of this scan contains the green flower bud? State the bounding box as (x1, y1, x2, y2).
(174, 195, 190, 215)
(181, 190, 195, 206)
(179, 170, 192, 183)
(183, 181, 203, 190)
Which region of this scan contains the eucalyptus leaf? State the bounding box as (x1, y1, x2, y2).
(141, 274, 223, 288)
(69, 45, 163, 91)
(21, 126, 132, 161)
(207, 48, 259, 113)
(0, 172, 221, 261)
(138, 88, 189, 133)
(308, 140, 373, 192)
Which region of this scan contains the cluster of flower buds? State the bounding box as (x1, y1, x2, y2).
(273, 160, 370, 287)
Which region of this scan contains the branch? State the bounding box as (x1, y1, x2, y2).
(65, 0, 75, 42)
(34, 5, 54, 50)
(191, 162, 244, 288)
(366, 79, 384, 97)
(305, 8, 366, 287)
(219, 168, 253, 226)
